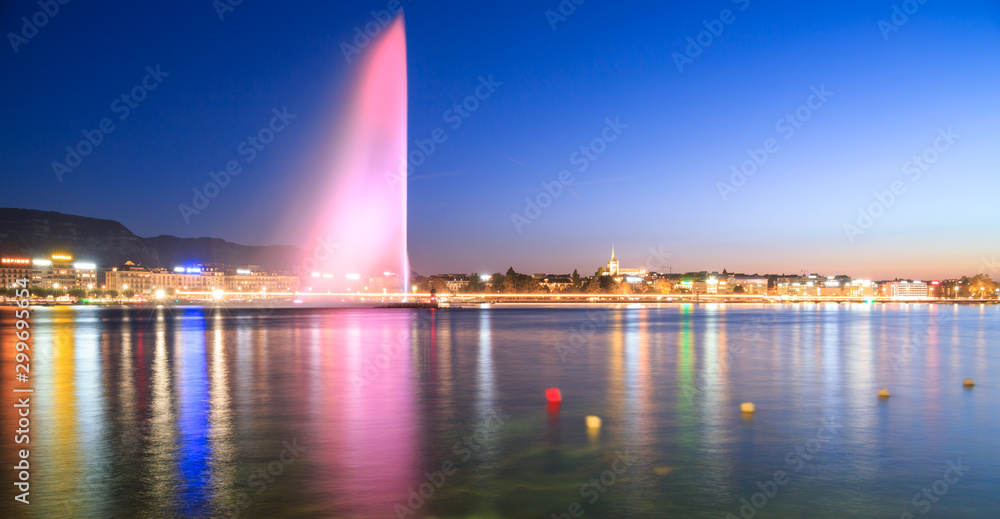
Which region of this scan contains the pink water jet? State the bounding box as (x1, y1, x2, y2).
(306, 14, 409, 293)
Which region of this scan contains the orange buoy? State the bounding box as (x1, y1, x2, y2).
(545, 387, 562, 403)
(963, 378, 975, 387)
(740, 402, 755, 414)
(878, 388, 890, 398)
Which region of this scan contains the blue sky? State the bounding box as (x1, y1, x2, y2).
(1, 0, 998, 278)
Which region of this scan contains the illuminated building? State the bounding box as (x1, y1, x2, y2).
(539, 275, 573, 292)
(367, 272, 403, 293)
(725, 275, 768, 294)
(879, 279, 929, 299)
(225, 266, 300, 292)
(601, 246, 647, 278)
(1, 257, 32, 288)
(2, 253, 98, 289)
(105, 261, 299, 294)
(427, 274, 468, 293)
(846, 279, 875, 298)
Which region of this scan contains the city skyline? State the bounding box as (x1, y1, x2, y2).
(2, 1, 999, 280)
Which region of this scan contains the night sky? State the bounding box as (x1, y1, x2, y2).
(2, 1, 998, 279)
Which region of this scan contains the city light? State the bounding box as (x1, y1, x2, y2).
(1, 257, 30, 265)
(33, 259, 52, 266)
(346, 273, 361, 280)
(174, 267, 185, 272)
(212, 289, 224, 300)
(155, 289, 165, 299)
(74, 262, 96, 270)
(311, 272, 320, 277)
(236, 269, 252, 275)
(51, 254, 73, 261)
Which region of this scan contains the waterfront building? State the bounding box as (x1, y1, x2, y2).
(726, 275, 768, 294)
(539, 275, 573, 292)
(105, 261, 299, 294)
(2, 253, 100, 290)
(879, 279, 929, 299)
(0, 257, 32, 288)
(601, 246, 647, 278)
(846, 279, 875, 298)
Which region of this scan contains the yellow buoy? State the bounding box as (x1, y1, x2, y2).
(878, 388, 890, 398)
(963, 378, 975, 387)
(585, 415, 602, 429)
(653, 466, 674, 476)
(740, 402, 755, 414)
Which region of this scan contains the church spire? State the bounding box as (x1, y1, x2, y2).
(611, 244, 616, 260)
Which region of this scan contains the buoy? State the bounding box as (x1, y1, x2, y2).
(740, 402, 755, 414)
(585, 415, 602, 429)
(653, 466, 673, 476)
(963, 378, 975, 387)
(545, 388, 562, 403)
(878, 388, 890, 398)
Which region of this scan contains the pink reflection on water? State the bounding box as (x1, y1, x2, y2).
(315, 312, 418, 516)
(307, 14, 409, 289)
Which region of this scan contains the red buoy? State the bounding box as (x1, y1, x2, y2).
(545, 387, 562, 403)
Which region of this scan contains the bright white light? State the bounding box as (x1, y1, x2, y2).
(33, 259, 52, 266)
(122, 284, 128, 290)
(236, 269, 251, 275)
(74, 262, 96, 270)
(480, 274, 492, 281)
(212, 289, 224, 300)
(311, 272, 320, 278)
(346, 273, 361, 280)
(155, 289, 165, 299)
(174, 267, 185, 273)
(322, 274, 334, 278)
(53, 283, 60, 289)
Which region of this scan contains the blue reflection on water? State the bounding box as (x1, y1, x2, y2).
(176, 309, 211, 516)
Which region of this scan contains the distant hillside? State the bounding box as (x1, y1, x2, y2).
(0, 208, 303, 271)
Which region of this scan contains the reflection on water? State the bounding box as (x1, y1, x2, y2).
(1, 304, 999, 518)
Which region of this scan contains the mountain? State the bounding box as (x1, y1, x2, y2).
(0, 208, 304, 271)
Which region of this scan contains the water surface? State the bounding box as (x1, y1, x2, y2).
(1, 303, 998, 518)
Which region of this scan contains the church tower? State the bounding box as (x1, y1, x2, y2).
(608, 245, 620, 276)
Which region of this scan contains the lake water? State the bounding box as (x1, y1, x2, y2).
(2, 303, 998, 518)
